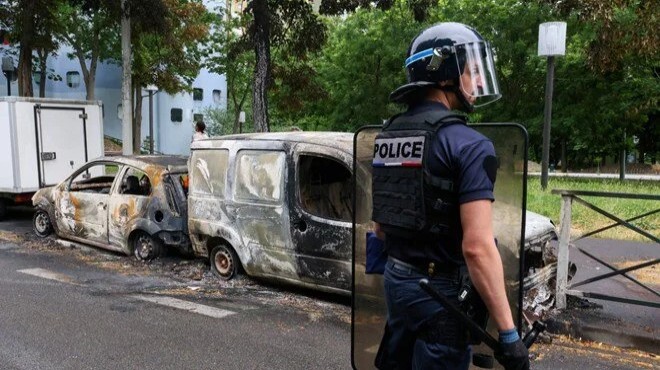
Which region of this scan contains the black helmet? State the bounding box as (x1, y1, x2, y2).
(390, 22, 501, 111)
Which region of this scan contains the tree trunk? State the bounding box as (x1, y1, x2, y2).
(561, 139, 567, 173)
(251, 0, 270, 132)
(37, 49, 48, 98)
(17, 0, 36, 97)
(86, 72, 96, 101)
(121, 0, 133, 155)
(133, 84, 142, 154)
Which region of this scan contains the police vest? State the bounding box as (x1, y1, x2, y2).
(371, 109, 466, 241)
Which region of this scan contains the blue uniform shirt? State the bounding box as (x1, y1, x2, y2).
(384, 101, 497, 267)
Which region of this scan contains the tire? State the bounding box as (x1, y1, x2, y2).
(132, 231, 162, 261)
(33, 209, 53, 237)
(210, 244, 239, 281)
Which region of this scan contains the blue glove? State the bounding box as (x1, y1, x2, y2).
(495, 328, 530, 370)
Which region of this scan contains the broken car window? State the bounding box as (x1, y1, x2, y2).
(235, 150, 285, 203)
(190, 150, 229, 198)
(69, 163, 117, 193)
(298, 155, 352, 222)
(119, 167, 151, 196)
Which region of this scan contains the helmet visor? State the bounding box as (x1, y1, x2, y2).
(456, 41, 501, 107)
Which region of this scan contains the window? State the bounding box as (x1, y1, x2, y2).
(212, 89, 222, 104)
(171, 108, 183, 122)
(69, 163, 117, 194)
(190, 150, 229, 197)
(298, 155, 352, 221)
(193, 88, 203, 101)
(66, 71, 80, 88)
(193, 113, 204, 123)
(119, 167, 151, 196)
(117, 104, 123, 120)
(235, 150, 285, 202)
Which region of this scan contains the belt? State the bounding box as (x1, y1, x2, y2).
(388, 256, 457, 278)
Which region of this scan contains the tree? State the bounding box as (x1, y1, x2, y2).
(293, 2, 420, 131)
(3, 0, 61, 97)
(128, 0, 210, 153)
(54, 0, 120, 100)
(202, 6, 254, 133)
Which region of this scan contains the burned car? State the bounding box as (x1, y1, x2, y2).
(189, 132, 354, 294)
(189, 132, 558, 297)
(32, 156, 190, 260)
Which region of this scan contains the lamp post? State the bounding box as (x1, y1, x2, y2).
(2, 56, 14, 96)
(238, 111, 246, 133)
(538, 22, 567, 190)
(144, 85, 158, 154)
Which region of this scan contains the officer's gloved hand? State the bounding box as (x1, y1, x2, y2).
(494, 328, 530, 370)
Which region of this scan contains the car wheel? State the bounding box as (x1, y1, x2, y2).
(132, 232, 162, 261)
(33, 209, 53, 237)
(210, 244, 239, 281)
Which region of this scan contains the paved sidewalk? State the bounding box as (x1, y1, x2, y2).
(545, 238, 659, 355)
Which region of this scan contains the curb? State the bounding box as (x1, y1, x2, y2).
(545, 315, 659, 355)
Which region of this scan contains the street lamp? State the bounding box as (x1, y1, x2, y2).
(2, 56, 14, 96)
(144, 85, 158, 154)
(538, 22, 566, 190)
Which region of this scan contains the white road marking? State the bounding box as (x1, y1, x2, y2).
(17, 268, 76, 284)
(131, 294, 236, 319)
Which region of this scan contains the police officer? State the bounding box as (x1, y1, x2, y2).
(372, 22, 529, 370)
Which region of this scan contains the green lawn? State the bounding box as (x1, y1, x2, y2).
(526, 177, 659, 241)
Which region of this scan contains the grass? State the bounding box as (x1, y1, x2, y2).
(526, 177, 660, 242)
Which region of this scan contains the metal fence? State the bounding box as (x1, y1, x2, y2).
(552, 189, 660, 309)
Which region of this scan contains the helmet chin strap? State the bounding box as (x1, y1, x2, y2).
(435, 80, 474, 113)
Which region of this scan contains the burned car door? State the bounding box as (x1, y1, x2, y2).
(56, 162, 116, 243)
(290, 145, 353, 291)
(232, 150, 296, 279)
(107, 166, 153, 251)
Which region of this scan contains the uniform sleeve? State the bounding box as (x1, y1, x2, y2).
(456, 139, 497, 204)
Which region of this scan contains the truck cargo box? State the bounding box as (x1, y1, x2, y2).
(0, 97, 104, 218)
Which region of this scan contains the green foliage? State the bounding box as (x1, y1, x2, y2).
(202, 6, 253, 133)
(282, 1, 420, 131)
(527, 176, 660, 241)
(272, 0, 658, 166)
(131, 0, 210, 94)
(203, 105, 255, 136)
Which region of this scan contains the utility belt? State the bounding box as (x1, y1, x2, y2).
(387, 256, 458, 279)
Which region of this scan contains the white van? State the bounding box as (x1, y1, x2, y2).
(188, 132, 354, 294)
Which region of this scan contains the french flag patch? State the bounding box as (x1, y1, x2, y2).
(372, 136, 425, 167)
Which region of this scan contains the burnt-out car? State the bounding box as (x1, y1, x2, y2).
(189, 132, 354, 294)
(32, 156, 190, 260)
(189, 132, 559, 296)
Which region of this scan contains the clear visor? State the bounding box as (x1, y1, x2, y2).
(454, 41, 501, 107)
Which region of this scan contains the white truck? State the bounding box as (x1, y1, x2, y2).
(0, 97, 104, 219)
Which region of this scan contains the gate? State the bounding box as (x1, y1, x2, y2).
(552, 189, 660, 309)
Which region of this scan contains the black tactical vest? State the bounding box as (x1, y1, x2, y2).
(371, 109, 467, 241)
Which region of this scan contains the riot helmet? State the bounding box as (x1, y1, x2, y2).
(390, 22, 501, 112)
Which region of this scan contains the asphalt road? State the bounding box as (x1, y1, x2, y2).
(0, 206, 352, 370)
(1, 208, 657, 370)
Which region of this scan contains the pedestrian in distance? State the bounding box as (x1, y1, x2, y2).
(371, 22, 529, 370)
(192, 120, 209, 142)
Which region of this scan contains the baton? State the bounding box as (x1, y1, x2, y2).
(419, 278, 500, 350)
(419, 279, 546, 351)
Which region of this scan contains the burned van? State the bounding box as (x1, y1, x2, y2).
(188, 133, 354, 294)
